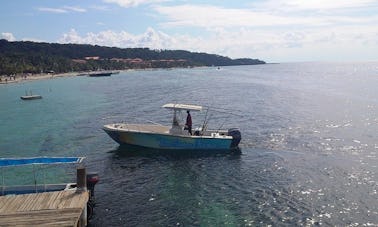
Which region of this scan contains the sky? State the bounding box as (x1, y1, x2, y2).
(1, 0, 377, 62)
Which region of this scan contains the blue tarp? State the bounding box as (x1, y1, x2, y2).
(0, 157, 84, 167)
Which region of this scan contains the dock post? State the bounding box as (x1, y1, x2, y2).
(1, 168, 4, 196)
(77, 166, 87, 191)
(77, 166, 87, 226)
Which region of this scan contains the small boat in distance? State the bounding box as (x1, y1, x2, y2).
(88, 72, 111, 77)
(103, 103, 241, 151)
(20, 90, 42, 100)
(88, 71, 114, 77)
(87, 70, 121, 77)
(20, 95, 42, 100)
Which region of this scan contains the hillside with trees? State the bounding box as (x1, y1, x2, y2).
(0, 39, 265, 75)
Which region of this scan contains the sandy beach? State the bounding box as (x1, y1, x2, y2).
(0, 72, 78, 85)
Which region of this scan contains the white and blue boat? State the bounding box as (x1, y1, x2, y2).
(20, 90, 42, 100)
(103, 103, 241, 150)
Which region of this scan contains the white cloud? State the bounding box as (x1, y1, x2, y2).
(56, 1, 378, 62)
(21, 37, 45, 42)
(57, 23, 378, 62)
(246, 0, 378, 16)
(37, 7, 68, 13)
(103, 0, 167, 8)
(153, 4, 377, 29)
(267, 0, 377, 10)
(58, 28, 178, 49)
(63, 6, 86, 13)
(37, 6, 86, 13)
(148, 2, 378, 61)
(1, 32, 16, 41)
(59, 29, 84, 44)
(1, 33, 44, 42)
(90, 5, 110, 11)
(155, 5, 297, 28)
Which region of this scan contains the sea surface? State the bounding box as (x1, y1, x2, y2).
(0, 62, 378, 226)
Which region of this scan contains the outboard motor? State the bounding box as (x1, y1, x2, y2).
(86, 172, 99, 220)
(86, 172, 99, 203)
(228, 128, 241, 148)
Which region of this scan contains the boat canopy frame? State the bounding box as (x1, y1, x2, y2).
(162, 103, 202, 112)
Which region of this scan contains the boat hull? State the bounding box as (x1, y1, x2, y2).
(20, 95, 42, 100)
(103, 126, 236, 150)
(88, 72, 112, 77)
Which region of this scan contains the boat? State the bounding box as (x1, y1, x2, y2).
(88, 71, 112, 77)
(0, 157, 99, 219)
(103, 103, 241, 150)
(20, 90, 42, 100)
(20, 95, 42, 100)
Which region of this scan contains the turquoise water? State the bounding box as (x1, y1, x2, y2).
(0, 76, 108, 156)
(1, 63, 378, 226)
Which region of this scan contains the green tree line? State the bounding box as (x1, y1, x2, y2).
(0, 39, 265, 75)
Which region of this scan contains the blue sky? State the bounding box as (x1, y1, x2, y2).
(1, 0, 377, 62)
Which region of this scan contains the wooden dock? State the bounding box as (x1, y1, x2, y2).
(0, 190, 89, 226)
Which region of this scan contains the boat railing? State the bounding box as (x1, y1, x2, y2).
(103, 115, 164, 127)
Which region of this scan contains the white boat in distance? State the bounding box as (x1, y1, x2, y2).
(103, 103, 241, 150)
(20, 94, 42, 100)
(20, 90, 42, 100)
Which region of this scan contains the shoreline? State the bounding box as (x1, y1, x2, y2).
(0, 65, 234, 85)
(0, 72, 77, 85)
(0, 67, 181, 85)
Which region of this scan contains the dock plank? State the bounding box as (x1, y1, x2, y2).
(0, 190, 89, 226)
(0, 208, 82, 226)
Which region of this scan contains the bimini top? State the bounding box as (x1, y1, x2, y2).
(0, 157, 85, 167)
(162, 103, 202, 112)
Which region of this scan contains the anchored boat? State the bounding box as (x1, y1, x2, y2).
(88, 72, 111, 77)
(88, 71, 115, 77)
(20, 90, 42, 100)
(20, 95, 42, 100)
(103, 103, 241, 150)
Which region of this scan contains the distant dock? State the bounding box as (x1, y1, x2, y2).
(0, 188, 89, 226)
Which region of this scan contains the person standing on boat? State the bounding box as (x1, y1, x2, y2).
(185, 110, 192, 135)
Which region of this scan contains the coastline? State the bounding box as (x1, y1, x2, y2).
(0, 72, 78, 85)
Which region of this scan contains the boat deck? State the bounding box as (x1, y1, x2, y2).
(111, 123, 170, 134)
(106, 123, 230, 137)
(0, 190, 89, 226)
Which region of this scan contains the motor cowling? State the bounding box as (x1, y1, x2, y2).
(228, 128, 241, 148)
(87, 172, 99, 186)
(86, 172, 99, 204)
(85, 172, 99, 221)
